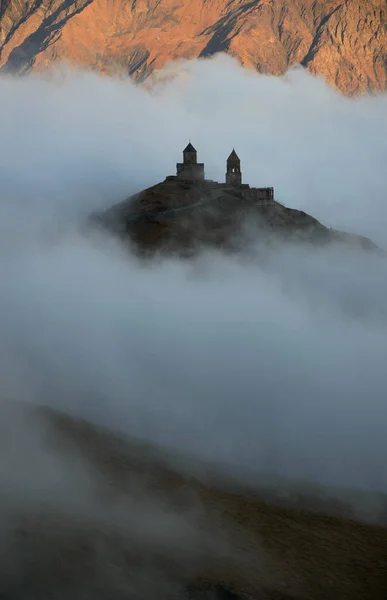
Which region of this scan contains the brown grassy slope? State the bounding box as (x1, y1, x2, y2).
(28, 406, 387, 600)
(0, 0, 386, 95)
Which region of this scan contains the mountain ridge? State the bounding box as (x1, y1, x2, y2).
(0, 0, 386, 95)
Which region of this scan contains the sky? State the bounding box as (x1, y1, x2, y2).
(1, 55, 387, 506)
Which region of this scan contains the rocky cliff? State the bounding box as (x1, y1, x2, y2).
(0, 0, 386, 94)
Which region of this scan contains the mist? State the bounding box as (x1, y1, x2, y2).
(1, 55, 387, 504)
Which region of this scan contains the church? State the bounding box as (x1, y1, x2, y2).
(175, 142, 274, 204)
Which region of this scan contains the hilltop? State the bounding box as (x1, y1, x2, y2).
(0, 0, 386, 95)
(96, 143, 379, 256)
(93, 142, 379, 255)
(99, 177, 379, 256)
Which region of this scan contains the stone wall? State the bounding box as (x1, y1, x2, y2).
(246, 187, 274, 204)
(176, 163, 205, 181)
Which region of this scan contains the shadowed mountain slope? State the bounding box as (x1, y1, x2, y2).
(2, 402, 387, 600)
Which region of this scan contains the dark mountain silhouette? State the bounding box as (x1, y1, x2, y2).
(96, 176, 380, 256)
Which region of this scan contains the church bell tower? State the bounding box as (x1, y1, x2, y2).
(226, 149, 242, 186)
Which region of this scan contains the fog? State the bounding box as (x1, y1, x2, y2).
(1, 55, 387, 506)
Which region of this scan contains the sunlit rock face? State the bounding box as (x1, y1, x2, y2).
(0, 0, 386, 95)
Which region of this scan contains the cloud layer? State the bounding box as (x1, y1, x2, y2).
(1, 57, 387, 502)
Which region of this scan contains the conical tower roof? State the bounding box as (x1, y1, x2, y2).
(227, 149, 240, 162)
(184, 142, 197, 153)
